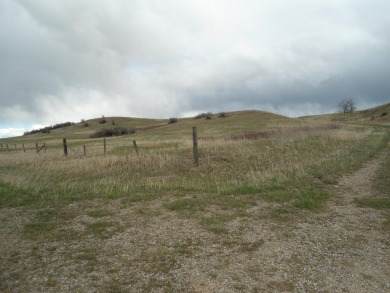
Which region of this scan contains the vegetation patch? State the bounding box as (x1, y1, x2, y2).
(166, 198, 205, 212)
(85, 221, 123, 239)
(90, 127, 136, 138)
(0, 181, 31, 208)
(23, 122, 75, 135)
(87, 209, 114, 218)
(294, 188, 330, 210)
(354, 198, 390, 209)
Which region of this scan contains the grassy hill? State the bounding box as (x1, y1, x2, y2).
(302, 102, 390, 123)
(2, 110, 296, 143)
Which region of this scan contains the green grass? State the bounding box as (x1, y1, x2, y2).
(294, 188, 330, 210)
(86, 209, 114, 218)
(22, 208, 79, 240)
(354, 198, 390, 209)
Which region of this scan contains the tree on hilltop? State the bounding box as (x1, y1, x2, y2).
(339, 98, 356, 114)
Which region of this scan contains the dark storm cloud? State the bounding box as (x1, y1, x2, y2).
(1, 0, 389, 137)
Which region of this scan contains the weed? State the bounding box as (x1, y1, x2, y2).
(85, 221, 123, 239)
(240, 239, 265, 252)
(87, 209, 114, 218)
(135, 206, 162, 217)
(354, 198, 390, 209)
(166, 198, 204, 212)
(23, 222, 56, 240)
(294, 188, 330, 210)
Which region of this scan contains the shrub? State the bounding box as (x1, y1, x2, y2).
(218, 112, 227, 118)
(23, 122, 75, 135)
(168, 117, 178, 124)
(99, 115, 106, 124)
(81, 119, 89, 127)
(90, 127, 136, 138)
(195, 112, 213, 119)
(380, 112, 387, 117)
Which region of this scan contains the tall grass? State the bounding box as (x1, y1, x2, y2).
(0, 124, 388, 211)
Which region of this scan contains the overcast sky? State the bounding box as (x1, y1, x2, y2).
(1, 0, 389, 137)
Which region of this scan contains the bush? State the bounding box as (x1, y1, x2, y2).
(81, 119, 89, 127)
(218, 112, 227, 118)
(168, 117, 178, 124)
(90, 127, 136, 138)
(24, 122, 75, 135)
(195, 112, 213, 119)
(99, 115, 106, 124)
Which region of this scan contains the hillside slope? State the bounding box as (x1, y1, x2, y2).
(302, 102, 390, 123)
(4, 110, 295, 142)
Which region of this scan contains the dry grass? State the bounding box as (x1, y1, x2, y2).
(0, 111, 389, 292)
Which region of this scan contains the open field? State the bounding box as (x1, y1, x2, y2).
(1, 108, 389, 292)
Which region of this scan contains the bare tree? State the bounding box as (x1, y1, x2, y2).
(339, 98, 356, 114)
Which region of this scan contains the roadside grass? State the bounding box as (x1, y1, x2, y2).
(354, 143, 390, 230)
(23, 207, 80, 241)
(354, 198, 390, 209)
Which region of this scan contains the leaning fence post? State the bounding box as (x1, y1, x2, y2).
(193, 127, 199, 166)
(63, 138, 68, 157)
(133, 140, 139, 155)
(103, 138, 106, 155)
(83, 145, 86, 157)
(36, 143, 38, 153)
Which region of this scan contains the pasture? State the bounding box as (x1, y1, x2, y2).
(1, 108, 389, 292)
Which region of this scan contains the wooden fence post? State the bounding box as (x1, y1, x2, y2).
(103, 138, 106, 155)
(63, 138, 68, 157)
(23, 144, 25, 152)
(193, 127, 199, 166)
(133, 140, 139, 155)
(36, 143, 38, 153)
(83, 145, 86, 157)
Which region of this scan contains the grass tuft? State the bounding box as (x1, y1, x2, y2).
(354, 198, 390, 209)
(294, 188, 330, 210)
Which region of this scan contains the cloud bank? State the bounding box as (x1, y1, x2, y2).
(1, 0, 389, 137)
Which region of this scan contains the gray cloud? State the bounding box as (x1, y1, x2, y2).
(1, 0, 389, 136)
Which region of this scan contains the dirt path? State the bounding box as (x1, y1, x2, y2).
(289, 150, 390, 292)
